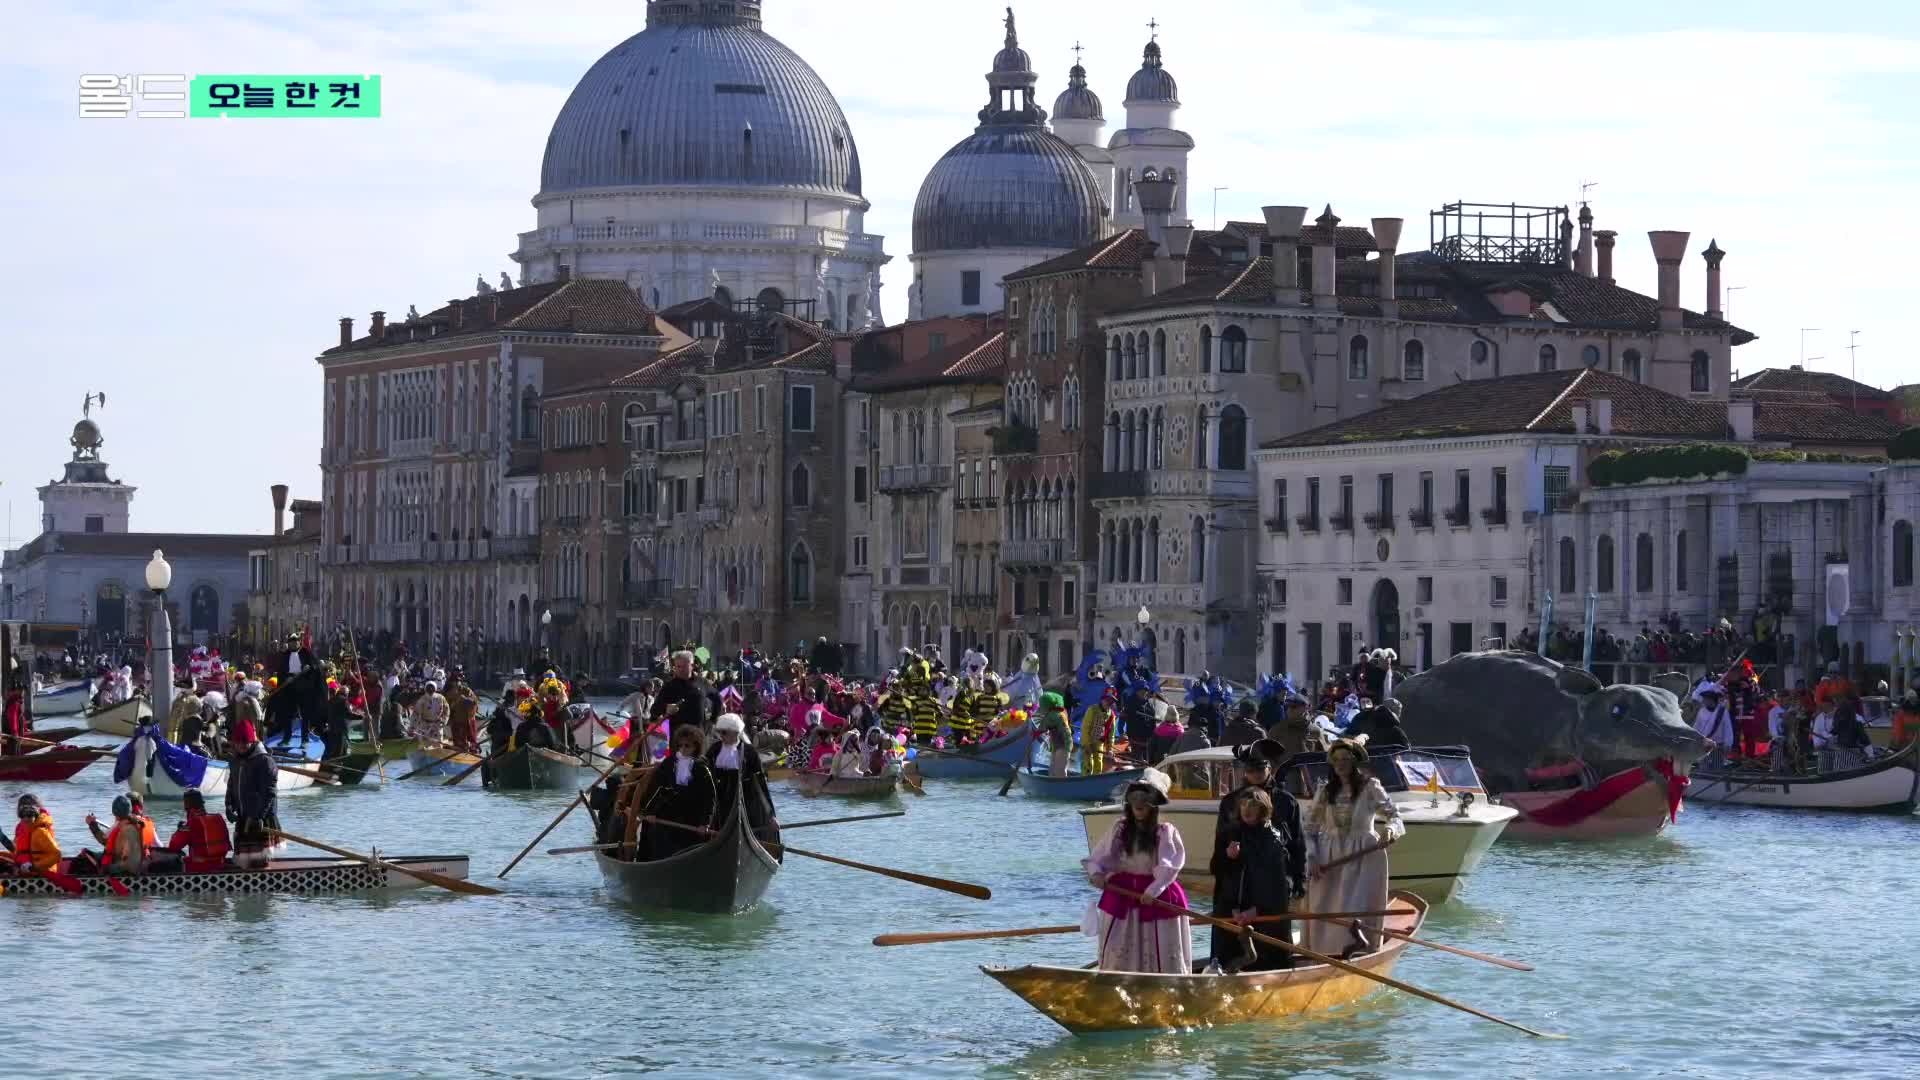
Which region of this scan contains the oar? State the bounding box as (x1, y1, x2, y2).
(497, 757, 621, 879)
(272, 829, 501, 896)
(872, 910, 1404, 947)
(900, 760, 926, 796)
(441, 748, 510, 787)
(9, 734, 113, 755)
(642, 816, 991, 900)
(275, 763, 341, 786)
(392, 745, 472, 782)
(1109, 885, 1565, 1040)
(998, 766, 1020, 797)
(1302, 915, 1536, 972)
(1314, 836, 1396, 877)
(548, 808, 906, 852)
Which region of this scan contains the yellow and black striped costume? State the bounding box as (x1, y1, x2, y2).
(909, 690, 942, 744)
(877, 691, 912, 733)
(970, 690, 1009, 741)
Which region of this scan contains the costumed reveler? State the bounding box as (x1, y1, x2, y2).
(225, 709, 280, 869)
(1208, 739, 1304, 971)
(1079, 687, 1117, 774)
(649, 650, 709, 734)
(1304, 738, 1405, 958)
(1081, 769, 1191, 973)
(705, 712, 778, 844)
(1037, 691, 1074, 777)
(631, 725, 718, 861)
(445, 668, 480, 753)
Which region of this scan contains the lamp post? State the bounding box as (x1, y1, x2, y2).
(537, 608, 552, 671)
(145, 549, 173, 722)
(1135, 605, 1151, 666)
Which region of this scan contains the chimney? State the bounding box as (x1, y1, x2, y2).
(1162, 225, 1194, 290)
(1591, 395, 1613, 435)
(487, 295, 500, 324)
(556, 263, 573, 283)
(1728, 397, 1755, 441)
(1648, 231, 1690, 330)
(338, 316, 352, 348)
(450, 299, 465, 331)
(1576, 204, 1595, 277)
(1261, 206, 1308, 307)
(1311, 205, 1340, 312)
(270, 484, 289, 536)
(1702, 239, 1726, 319)
(1370, 217, 1403, 319)
(1570, 402, 1589, 434)
(370, 310, 386, 340)
(1594, 230, 1617, 285)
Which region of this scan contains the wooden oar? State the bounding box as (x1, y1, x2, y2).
(392, 745, 472, 782)
(272, 829, 500, 896)
(275, 763, 341, 786)
(1314, 836, 1396, 877)
(548, 808, 906, 852)
(10, 734, 113, 755)
(900, 760, 926, 796)
(1303, 915, 1536, 972)
(441, 748, 510, 787)
(872, 910, 1404, 947)
(1109, 885, 1565, 1040)
(997, 765, 1020, 797)
(496, 757, 620, 879)
(642, 816, 991, 900)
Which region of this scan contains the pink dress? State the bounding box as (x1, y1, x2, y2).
(1081, 821, 1193, 974)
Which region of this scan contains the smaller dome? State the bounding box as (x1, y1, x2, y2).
(993, 44, 1032, 73)
(1052, 63, 1103, 122)
(72, 418, 101, 449)
(1125, 41, 1179, 104)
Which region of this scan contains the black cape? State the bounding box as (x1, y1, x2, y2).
(636, 758, 718, 861)
(705, 740, 779, 844)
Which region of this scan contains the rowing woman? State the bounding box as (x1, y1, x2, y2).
(705, 713, 778, 844)
(1082, 769, 1190, 974)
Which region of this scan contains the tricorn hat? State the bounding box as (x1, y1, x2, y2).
(1232, 737, 1288, 767)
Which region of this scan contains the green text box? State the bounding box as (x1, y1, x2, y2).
(190, 75, 380, 117)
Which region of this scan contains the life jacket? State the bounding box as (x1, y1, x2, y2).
(105, 818, 147, 873)
(12, 811, 60, 872)
(177, 812, 232, 872)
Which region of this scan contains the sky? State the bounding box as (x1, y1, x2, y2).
(2, 0, 1917, 541)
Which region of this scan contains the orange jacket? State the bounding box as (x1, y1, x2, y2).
(167, 810, 231, 873)
(11, 811, 60, 873)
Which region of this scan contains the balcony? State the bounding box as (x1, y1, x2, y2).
(1444, 506, 1471, 527)
(893, 564, 952, 587)
(1016, 611, 1071, 634)
(492, 536, 539, 559)
(1409, 508, 1435, 529)
(1329, 512, 1355, 533)
(1481, 506, 1509, 527)
(877, 463, 954, 493)
(991, 422, 1038, 455)
(1294, 513, 1320, 533)
(1147, 469, 1255, 501)
(661, 433, 704, 455)
(1363, 511, 1396, 533)
(1002, 537, 1066, 569)
(697, 505, 728, 527)
(623, 578, 670, 607)
(517, 221, 884, 256)
(369, 541, 422, 564)
(1264, 515, 1289, 534)
(1090, 470, 1148, 501)
(547, 597, 581, 622)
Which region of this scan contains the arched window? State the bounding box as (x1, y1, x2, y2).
(1104, 412, 1120, 471)
(1152, 329, 1167, 375)
(1109, 337, 1123, 382)
(1135, 409, 1151, 471)
(790, 462, 811, 507)
(1403, 340, 1426, 382)
(1690, 350, 1711, 393)
(756, 287, 784, 314)
(1147, 517, 1160, 583)
(1102, 521, 1116, 581)
(1219, 325, 1248, 373)
(1216, 404, 1248, 471)
(623, 403, 644, 443)
(1192, 516, 1207, 584)
(1194, 408, 1209, 469)
(1896, 521, 1915, 587)
(1347, 335, 1369, 380)
(1199, 326, 1213, 373)
(1622, 348, 1643, 383)
(1596, 535, 1616, 593)
(622, 469, 641, 517)
(1538, 344, 1558, 372)
(519, 386, 538, 439)
(1150, 407, 1164, 469)
(1120, 413, 1136, 471)
(789, 542, 813, 603)
(1635, 533, 1655, 592)
(1117, 521, 1132, 583)
(1470, 339, 1490, 368)
(1675, 531, 1690, 592)
(1582, 344, 1603, 369)
(1123, 335, 1137, 380)
(1558, 537, 1577, 594)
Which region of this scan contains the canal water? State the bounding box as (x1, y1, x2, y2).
(7, 714, 1918, 1079)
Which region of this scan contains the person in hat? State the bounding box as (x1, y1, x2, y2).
(1691, 683, 1734, 768)
(1207, 738, 1303, 968)
(1214, 788, 1305, 972)
(87, 790, 158, 851)
(92, 794, 149, 875)
(966, 674, 1009, 747)
(165, 788, 232, 873)
(1267, 693, 1314, 757)
(1304, 738, 1404, 958)
(705, 712, 779, 844)
(629, 725, 718, 862)
(6, 794, 61, 875)
(225, 711, 280, 869)
(1082, 768, 1191, 973)
(650, 650, 709, 735)
(1079, 687, 1118, 774)
(1221, 698, 1265, 747)
(1027, 691, 1070, 776)
(445, 668, 480, 753)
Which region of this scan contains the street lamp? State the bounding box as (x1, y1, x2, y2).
(537, 608, 552, 670)
(145, 549, 174, 721)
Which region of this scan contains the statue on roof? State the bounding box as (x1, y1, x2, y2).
(1004, 6, 1017, 46)
(82, 391, 105, 418)
(407, 304, 421, 320)
(500, 271, 514, 291)
(476, 274, 494, 296)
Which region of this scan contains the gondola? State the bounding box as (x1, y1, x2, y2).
(490, 744, 593, 791)
(910, 724, 1034, 780)
(986, 893, 1427, 1034)
(0, 747, 102, 783)
(789, 769, 899, 799)
(1686, 738, 1920, 812)
(594, 787, 779, 914)
(0, 855, 471, 898)
(1013, 764, 1147, 802)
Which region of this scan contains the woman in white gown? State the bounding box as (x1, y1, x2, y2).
(1304, 738, 1405, 958)
(1081, 768, 1192, 973)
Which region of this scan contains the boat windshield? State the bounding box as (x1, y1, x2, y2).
(1283, 745, 1485, 798)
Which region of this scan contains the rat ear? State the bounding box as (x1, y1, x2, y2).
(1555, 664, 1603, 696)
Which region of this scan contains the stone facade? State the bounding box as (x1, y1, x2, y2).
(950, 399, 1003, 664)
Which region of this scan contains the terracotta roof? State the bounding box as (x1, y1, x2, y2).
(1732, 367, 1894, 400)
(1262, 369, 1901, 449)
(851, 324, 1007, 392)
(1005, 229, 1154, 280)
(1111, 257, 1274, 312)
(323, 279, 659, 355)
(609, 343, 706, 389)
(1219, 220, 1378, 252)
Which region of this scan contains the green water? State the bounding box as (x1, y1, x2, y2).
(7, 719, 1918, 1079)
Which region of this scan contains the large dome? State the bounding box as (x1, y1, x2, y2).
(539, 3, 863, 198)
(912, 128, 1107, 252)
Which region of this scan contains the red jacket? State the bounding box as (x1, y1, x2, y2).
(168, 810, 231, 873)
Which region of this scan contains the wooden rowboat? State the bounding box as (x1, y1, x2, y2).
(490, 744, 593, 791)
(404, 747, 484, 782)
(594, 789, 779, 914)
(984, 893, 1428, 1034)
(1499, 765, 1679, 840)
(124, 730, 317, 801)
(32, 681, 89, 717)
(1686, 738, 1920, 813)
(790, 769, 899, 799)
(0, 747, 101, 783)
(1014, 764, 1147, 802)
(321, 751, 385, 786)
(85, 697, 151, 737)
(0, 855, 471, 898)
(911, 725, 1034, 780)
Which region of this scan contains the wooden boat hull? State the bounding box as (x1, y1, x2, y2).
(1081, 797, 1513, 905)
(911, 725, 1034, 780)
(404, 748, 483, 781)
(1500, 773, 1676, 840)
(1014, 765, 1147, 802)
(0, 855, 470, 898)
(32, 683, 89, 716)
(491, 745, 592, 791)
(85, 698, 151, 737)
(125, 733, 317, 801)
(985, 894, 1426, 1033)
(1687, 740, 1920, 812)
(594, 794, 779, 914)
(321, 751, 384, 786)
(0, 747, 99, 783)
(790, 770, 899, 799)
